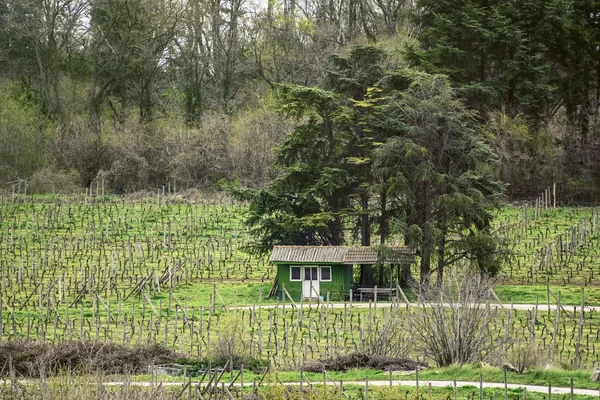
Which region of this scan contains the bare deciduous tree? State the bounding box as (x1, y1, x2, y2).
(4, 0, 87, 120)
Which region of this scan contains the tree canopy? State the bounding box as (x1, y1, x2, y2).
(0, 0, 598, 217)
(237, 47, 505, 285)
(239, 47, 389, 256)
(374, 70, 505, 283)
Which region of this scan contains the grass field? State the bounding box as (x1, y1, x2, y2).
(1, 192, 600, 398)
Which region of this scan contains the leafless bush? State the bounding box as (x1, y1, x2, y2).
(106, 122, 169, 192)
(410, 267, 503, 366)
(165, 112, 232, 188)
(54, 118, 110, 187)
(0, 340, 178, 377)
(229, 106, 291, 187)
(360, 306, 412, 358)
(27, 168, 82, 194)
(303, 353, 427, 372)
(503, 337, 545, 373)
(210, 312, 251, 367)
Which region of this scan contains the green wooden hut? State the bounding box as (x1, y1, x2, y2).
(270, 246, 415, 301)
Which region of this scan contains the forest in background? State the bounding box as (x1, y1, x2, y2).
(0, 0, 599, 202)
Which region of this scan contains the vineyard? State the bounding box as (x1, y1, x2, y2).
(1, 192, 600, 399)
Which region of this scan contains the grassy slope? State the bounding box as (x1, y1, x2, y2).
(2, 194, 600, 382)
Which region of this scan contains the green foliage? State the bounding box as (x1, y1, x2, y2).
(374, 70, 506, 281)
(238, 184, 337, 254)
(408, 0, 558, 125)
(241, 48, 506, 284)
(407, 0, 600, 200)
(239, 46, 393, 255)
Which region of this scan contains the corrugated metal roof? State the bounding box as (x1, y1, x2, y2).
(270, 246, 415, 264)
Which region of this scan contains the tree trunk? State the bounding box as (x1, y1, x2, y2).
(420, 239, 431, 286)
(379, 188, 387, 245)
(360, 190, 373, 286)
(436, 235, 445, 287)
(89, 62, 101, 136)
(580, 69, 590, 137)
(377, 188, 387, 286)
(139, 76, 153, 123)
(420, 181, 433, 286)
(330, 214, 344, 246)
(398, 263, 412, 287)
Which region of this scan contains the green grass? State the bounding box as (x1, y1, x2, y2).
(417, 364, 598, 390)
(129, 364, 600, 393)
(494, 285, 600, 306)
(131, 364, 585, 388)
(168, 282, 275, 308)
(2, 195, 600, 373)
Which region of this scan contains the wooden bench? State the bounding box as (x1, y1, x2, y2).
(356, 287, 395, 302)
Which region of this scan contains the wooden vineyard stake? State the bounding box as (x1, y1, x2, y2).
(454, 379, 457, 400)
(504, 369, 508, 400)
(198, 306, 203, 358)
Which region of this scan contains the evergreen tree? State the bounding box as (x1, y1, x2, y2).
(374, 70, 505, 284)
(239, 46, 390, 269)
(407, 0, 560, 125)
(240, 47, 505, 286)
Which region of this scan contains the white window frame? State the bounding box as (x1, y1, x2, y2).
(320, 266, 332, 282)
(290, 265, 302, 281)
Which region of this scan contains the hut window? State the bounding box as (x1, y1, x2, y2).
(320, 266, 331, 281)
(290, 266, 301, 281)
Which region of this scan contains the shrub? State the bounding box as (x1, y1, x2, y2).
(210, 312, 251, 367)
(410, 267, 503, 367)
(303, 352, 426, 372)
(229, 105, 290, 187)
(503, 337, 546, 373)
(164, 112, 232, 189)
(0, 340, 178, 377)
(360, 306, 412, 358)
(27, 168, 81, 194)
